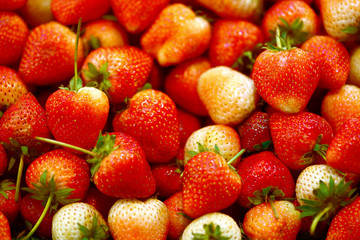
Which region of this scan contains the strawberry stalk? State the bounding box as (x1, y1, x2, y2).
(227, 149, 246, 167)
(15, 151, 25, 203)
(301, 134, 329, 165)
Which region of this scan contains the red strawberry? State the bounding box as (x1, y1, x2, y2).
(236, 151, 295, 209)
(151, 163, 182, 199)
(0, 210, 11, 240)
(301, 35, 350, 90)
(0, 144, 7, 176)
(251, 30, 320, 114)
(112, 89, 180, 164)
(0, 11, 29, 66)
(111, 0, 169, 33)
(326, 117, 360, 175)
(0, 0, 26, 10)
(164, 57, 210, 116)
(177, 108, 203, 146)
(51, 0, 110, 25)
(0, 179, 20, 223)
(87, 132, 156, 198)
(238, 111, 271, 152)
(18, 21, 85, 85)
(182, 150, 243, 218)
(140, 3, 211, 66)
(269, 111, 333, 170)
(80, 46, 153, 105)
(83, 187, 117, 219)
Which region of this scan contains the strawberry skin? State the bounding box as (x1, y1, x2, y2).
(0, 210, 11, 240)
(0, 145, 6, 176)
(0, 180, 20, 223)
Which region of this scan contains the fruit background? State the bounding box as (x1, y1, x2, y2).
(0, 0, 360, 239)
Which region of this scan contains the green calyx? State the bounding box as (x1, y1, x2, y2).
(264, 27, 296, 52)
(301, 134, 329, 165)
(232, 43, 263, 74)
(78, 214, 109, 240)
(297, 176, 358, 235)
(192, 223, 231, 240)
(269, 17, 309, 46)
(252, 140, 272, 152)
(0, 179, 15, 200)
(341, 22, 360, 41)
(187, 142, 222, 159)
(83, 61, 112, 97)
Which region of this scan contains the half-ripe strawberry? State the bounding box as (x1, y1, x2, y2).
(348, 46, 360, 87)
(18, 21, 85, 85)
(140, 3, 211, 66)
(80, 46, 153, 105)
(18, 0, 54, 28)
(321, 84, 360, 132)
(0, 11, 29, 66)
(269, 111, 333, 170)
(46, 87, 109, 153)
(301, 35, 350, 90)
(197, 66, 259, 125)
(51, 0, 110, 25)
(112, 89, 180, 164)
(0, 210, 11, 240)
(108, 198, 170, 240)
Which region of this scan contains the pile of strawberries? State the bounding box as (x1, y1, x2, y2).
(1, 0, 360, 239)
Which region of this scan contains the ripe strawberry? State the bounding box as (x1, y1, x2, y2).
(0, 66, 28, 111)
(238, 111, 271, 152)
(181, 212, 242, 240)
(269, 111, 333, 170)
(112, 89, 180, 164)
(0, 0, 26, 10)
(183, 124, 241, 166)
(182, 150, 243, 218)
(111, 0, 169, 33)
(83, 187, 117, 220)
(18, 0, 54, 28)
(318, 0, 360, 41)
(177, 108, 203, 146)
(236, 151, 295, 209)
(51, 0, 110, 25)
(108, 198, 170, 240)
(45, 86, 109, 153)
(0, 144, 6, 175)
(0, 210, 11, 240)
(326, 117, 360, 175)
(80, 46, 153, 104)
(251, 30, 320, 114)
(301, 35, 350, 90)
(81, 19, 128, 54)
(0, 179, 20, 223)
(0, 11, 29, 66)
(197, 66, 259, 125)
(321, 84, 360, 132)
(52, 202, 109, 240)
(140, 3, 211, 66)
(348, 46, 360, 87)
(18, 21, 85, 85)
(242, 200, 301, 240)
(163, 192, 191, 240)
(87, 132, 156, 198)
(164, 57, 210, 116)
(151, 163, 182, 199)
(209, 19, 264, 69)
(326, 196, 360, 239)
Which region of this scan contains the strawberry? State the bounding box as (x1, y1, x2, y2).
(0, 0, 26, 10)
(111, 0, 169, 33)
(52, 202, 109, 240)
(80, 46, 153, 105)
(140, 3, 211, 66)
(181, 212, 242, 240)
(182, 150, 243, 218)
(0, 144, 6, 175)
(209, 19, 264, 69)
(348, 46, 360, 87)
(107, 198, 170, 240)
(321, 84, 360, 132)
(326, 196, 360, 239)
(197, 66, 259, 125)
(177, 108, 203, 146)
(0, 210, 11, 240)
(0, 11, 29, 66)
(251, 29, 320, 114)
(112, 89, 180, 164)
(163, 192, 191, 240)
(87, 132, 156, 198)
(151, 163, 182, 199)
(81, 19, 128, 55)
(83, 187, 117, 220)
(183, 124, 241, 166)
(269, 111, 333, 170)
(0, 66, 28, 111)
(242, 200, 301, 240)
(18, 21, 85, 86)
(50, 0, 110, 25)
(0, 179, 20, 224)
(318, 0, 360, 41)
(18, 0, 54, 28)
(261, 0, 320, 45)
(238, 111, 271, 152)
(236, 151, 295, 209)
(301, 35, 350, 90)
(164, 57, 210, 116)
(326, 117, 360, 175)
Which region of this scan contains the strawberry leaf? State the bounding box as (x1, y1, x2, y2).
(0, 179, 15, 199)
(192, 223, 231, 240)
(78, 214, 109, 240)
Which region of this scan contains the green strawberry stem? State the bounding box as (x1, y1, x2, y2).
(227, 149, 246, 166)
(309, 205, 332, 236)
(35, 136, 99, 158)
(22, 193, 54, 240)
(15, 153, 24, 203)
(73, 18, 81, 91)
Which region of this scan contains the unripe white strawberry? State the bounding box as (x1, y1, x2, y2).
(52, 202, 108, 240)
(181, 212, 242, 240)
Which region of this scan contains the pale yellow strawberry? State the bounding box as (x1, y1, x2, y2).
(348, 46, 360, 87)
(197, 66, 259, 126)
